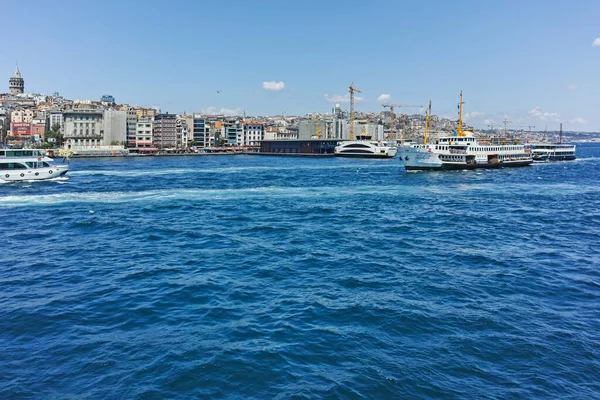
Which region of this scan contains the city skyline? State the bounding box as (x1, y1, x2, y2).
(4, 0, 600, 131)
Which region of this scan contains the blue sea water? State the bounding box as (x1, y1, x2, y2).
(1, 144, 600, 399)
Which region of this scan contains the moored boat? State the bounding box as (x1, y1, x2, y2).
(400, 136, 533, 170)
(527, 143, 576, 161)
(0, 149, 69, 182)
(399, 92, 533, 171)
(334, 135, 397, 158)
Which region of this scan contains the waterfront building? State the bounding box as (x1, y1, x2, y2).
(9, 64, 24, 94)
(153, 113, 177, 148)
(264, 126, 298, 140)
(176, 114, 194, 142)
(63, 109, 104, 149)
(176, 119, 188, 148)
(260, 139, 338, 154)
(135, 117, 154, 150)
(242, 122, 265, 147)
(102, 109, 127, 145)
(192, 116, 207, 147)
(48, 111, 63, 130)
(125, 107, 137, 148)
(224, 121, 243, 145)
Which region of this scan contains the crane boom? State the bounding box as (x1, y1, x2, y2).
(382, 103, 422, 144)
(348, 83, 361, 141)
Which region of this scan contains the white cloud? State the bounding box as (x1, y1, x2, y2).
(528, 106, 559, 121)
(464, 111, 484, 120)
(200, 106, 241, 116)
(377, 93, 391, 102)
(593, 38, 600, 47)
(262, 81, 285, 91)
(570, 117, 587, 125)
(324, 93, 364, 103)
(567, 84, 578, 90)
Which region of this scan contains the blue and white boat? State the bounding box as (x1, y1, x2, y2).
(0, 149, 69, 182)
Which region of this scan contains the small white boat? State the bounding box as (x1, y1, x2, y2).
(527, 143, 576, 161)
(0, 149, 69, 182)
(334, 135, 397, 158)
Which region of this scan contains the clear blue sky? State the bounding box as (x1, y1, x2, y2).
(4, 0, 600, 131)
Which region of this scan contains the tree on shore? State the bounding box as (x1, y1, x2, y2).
(44, 124, 63, 146)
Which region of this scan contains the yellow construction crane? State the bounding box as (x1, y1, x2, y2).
(424, 100, 432, 144)
(381, 103, 422, 144)
(349, 82, 361, 141)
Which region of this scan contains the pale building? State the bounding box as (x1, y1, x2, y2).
(63, 109, 104, 149)
(10, 109, 34, 123)
(102, 109, 127, 145)
(242, 122, 265, 146)
(176, 119, 188, 148)
(125, 107, 137, 148)
(135, 107, 157, 119)
(135, 117, 153, 149)
(48, 111, 63, 130)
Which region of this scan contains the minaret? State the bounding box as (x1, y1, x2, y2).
(9, 64, 24, 94)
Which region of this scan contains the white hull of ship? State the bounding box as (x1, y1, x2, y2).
(1, 165, 69, 182)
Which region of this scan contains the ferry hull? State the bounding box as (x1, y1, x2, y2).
(548, 155, 576, 161)
(1, 166, 69, 182)
(404, 159, 532, 171)
(335, 152, 396, 159)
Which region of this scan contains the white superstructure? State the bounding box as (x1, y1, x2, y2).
(334, 138, 397, 158)
(0, 149, 68, 181)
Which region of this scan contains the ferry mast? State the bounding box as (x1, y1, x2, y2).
(424, 100, 432, 144)
(457, 91, 464, 136)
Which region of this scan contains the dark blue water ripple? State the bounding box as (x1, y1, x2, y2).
(1, 144, 600, 399)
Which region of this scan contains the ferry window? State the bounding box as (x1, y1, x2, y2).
(0, 151, 4, 156)
(42, 162, 50, 167)
(9, 163, 26, 169)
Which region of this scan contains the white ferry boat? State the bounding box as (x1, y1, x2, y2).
(399, 92, 533, 171)
(400, 136, 533, 170)
(0, 149, 69, 182)
(528, 143, 576, 161)
(334, 135, 397, 158)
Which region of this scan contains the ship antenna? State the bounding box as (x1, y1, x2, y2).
(559, 123, 563, 144)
